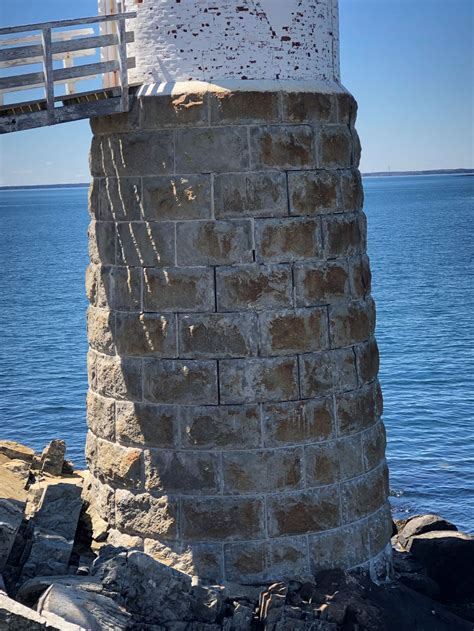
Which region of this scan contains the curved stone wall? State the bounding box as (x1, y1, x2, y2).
(86, 87, 392, 582)
(119, 0, 340, 84)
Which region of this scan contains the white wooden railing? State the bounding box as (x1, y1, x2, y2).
(0, 11, 136, 132)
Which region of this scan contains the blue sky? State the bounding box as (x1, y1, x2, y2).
(0, 0, 472, 185)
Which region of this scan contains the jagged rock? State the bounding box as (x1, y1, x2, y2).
(222, 581, 264, 603)
(258, 582, 288, 626)
(405, 530, 474, 600)
(391, 549, 425, 575)
(40, 441, 66, 477)
(230, 602, 253, 629)
(0, 499, 25, 573)
(20, 483, 83, 582)
(0, 591, 82, 630)
(92, 549, 194, 624)
(37, 583, 132, 631)
(0, 442, 35, 464)
(16, 575, 103, 608)
(33, 484, 82, 543)
(398, 514, 458, 548)
(398, 572, 441, 599)
(1, 460, 31, 487)
(190, 584, 225, 623)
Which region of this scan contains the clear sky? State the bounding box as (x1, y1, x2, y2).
(0, 0, 472, 185)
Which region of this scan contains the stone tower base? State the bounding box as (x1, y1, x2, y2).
(85, 85, 392, 583)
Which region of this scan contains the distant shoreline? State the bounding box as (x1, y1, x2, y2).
(363, 168, 473, 178)
(0, 169, 472, 190)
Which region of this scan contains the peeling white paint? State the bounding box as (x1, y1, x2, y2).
(120, 0, 340, 86)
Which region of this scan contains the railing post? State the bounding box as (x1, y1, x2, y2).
(63, 54, 76, 95)
(41, 27, 54, 122)
(116, 15, 129, 111)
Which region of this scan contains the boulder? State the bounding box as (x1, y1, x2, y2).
(0, 442, 35, 464)
(405, 530, 474, 600)
(0, 499, 25, 573)
(17, 575, 103, 608)
(37, 583, 132, 631)
(92, 549, 194, 624)
(398, 514, 458, 548)
(40, 441, 66, 477)
(1, 460, 31, 487)
(0, 591, 82, 630)
(20, 483, 83, 581)
(190, 583, 225, 623)
(258, 582, 288, 626)
(230, 602, 253, 629)
(33, 483, 82, 542)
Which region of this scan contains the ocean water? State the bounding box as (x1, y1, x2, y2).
(0, 175, 473, 532)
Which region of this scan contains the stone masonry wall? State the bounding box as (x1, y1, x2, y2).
(86, 88, 392, 582)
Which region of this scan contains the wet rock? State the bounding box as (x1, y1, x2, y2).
(398, 514, 458, 548)
(406, 530, 474, 600)
(40, 441, 66, 477)
(37, 583, 132, 631)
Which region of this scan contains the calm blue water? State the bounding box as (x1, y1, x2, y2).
(0, 175, 473, 532)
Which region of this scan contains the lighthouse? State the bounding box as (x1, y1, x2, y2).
(85, 0, 392, 582)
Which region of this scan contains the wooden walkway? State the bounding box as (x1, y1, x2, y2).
(0, 11, 136, 133)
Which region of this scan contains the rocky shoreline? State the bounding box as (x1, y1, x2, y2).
(1, 439, 473, 630)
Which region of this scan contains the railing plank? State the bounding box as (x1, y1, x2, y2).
(0, 32, 133, 67)
(0, 29, 94, 48)
(0, 70, 44, 90)
(0, 58, 134, 95)
(0, 48, 95, 69)
(53, 59, 119, 82)
(52, 31, 134, 54)
(0, 75, 97, 95)
(0, 12, 136, 36)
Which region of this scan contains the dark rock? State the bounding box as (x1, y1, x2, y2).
(16, 574, 103, 608)
(258, 582, 288, 625)
(230, 602, 254, 628)
(398, 573, 441, 599)
(0, 591, 81, 630)
(405, 530, 474, 601)
(0, 499, 25, 573)
(33, 484, 82, 542)
(190, 584, 225, 623)
(392, 549, 425, 575)
(40, 440, 66, 477)
(37, 583, 132, 630)
(94, 550, 193, 624)
(398, 514, 458, 548)
(20, 483, 83, 582)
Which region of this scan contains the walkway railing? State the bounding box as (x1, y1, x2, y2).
(0, 11, 136, 133)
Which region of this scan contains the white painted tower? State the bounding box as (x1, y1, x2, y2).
(86, 0, 392, 582)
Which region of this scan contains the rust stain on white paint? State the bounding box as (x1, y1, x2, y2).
(120, 0, 340, 85)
